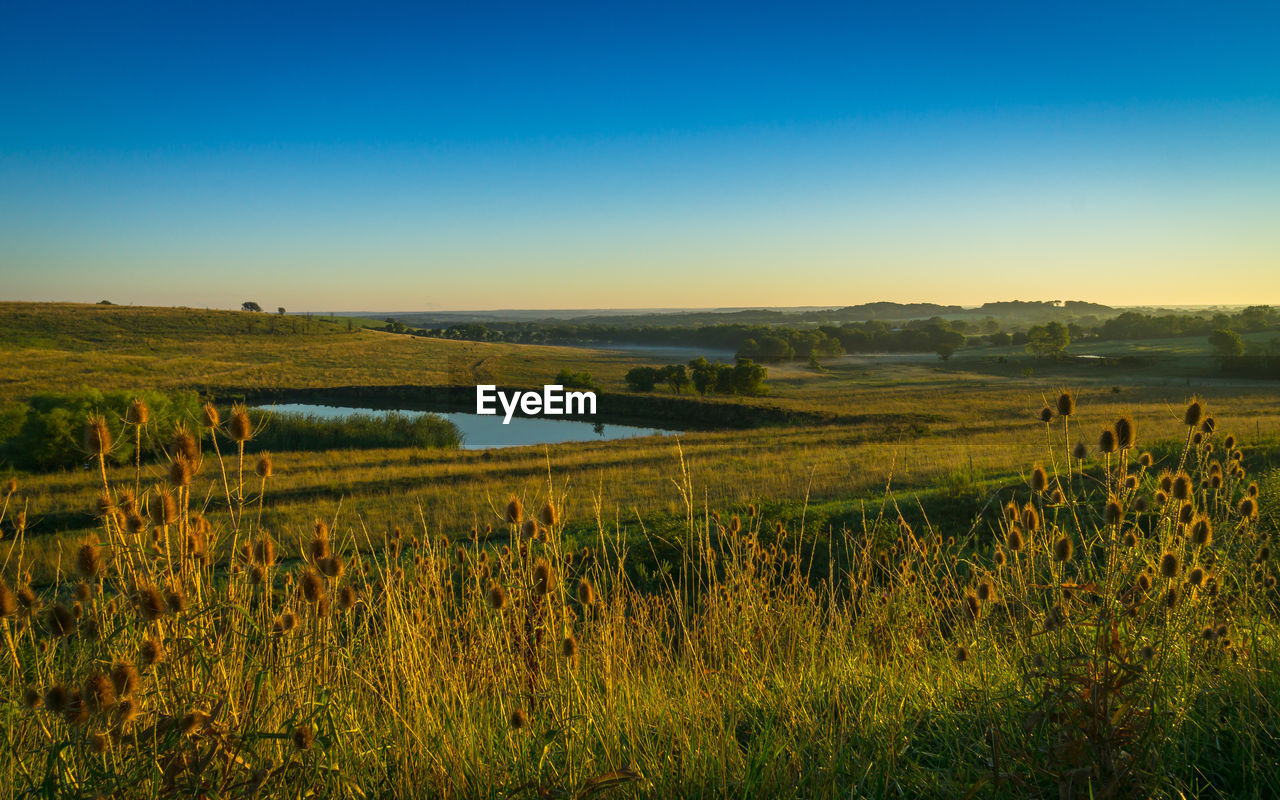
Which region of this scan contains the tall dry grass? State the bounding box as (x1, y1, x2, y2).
(0, 393, 1276, 798)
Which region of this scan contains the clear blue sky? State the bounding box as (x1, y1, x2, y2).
(2, 1, 1277, 310)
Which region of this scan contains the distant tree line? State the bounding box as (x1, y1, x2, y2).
(378, 305, 1278, 363)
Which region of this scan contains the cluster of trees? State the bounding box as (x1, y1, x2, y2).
(625, 358, 768, 396)
(1025, 322, 1071, 358)
(1097, 306, 1277, 341)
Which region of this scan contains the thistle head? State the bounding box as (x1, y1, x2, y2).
(126, 397, 151, 426)
(229, 404, 253, 442)
(84, 415, 112, 456)
(1056, 391, 1075, 417)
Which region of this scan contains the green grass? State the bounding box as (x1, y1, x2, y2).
(1, 397, 1277, 798)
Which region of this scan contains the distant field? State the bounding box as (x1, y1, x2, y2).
(0, 302, 639, 403)
(4, 302, 1280, 582)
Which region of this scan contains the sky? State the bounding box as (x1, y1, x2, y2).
(1, 1, 1278, 311)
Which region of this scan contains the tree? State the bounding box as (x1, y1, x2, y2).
(688, 358, 717, 396)
(277, 307, 286, 315)
(935, 342, 956, 360)
(625, 366, 660, 392)
(555, 369, 599, 392)
(729, 358, 768, 396)
(1208, 328, 1245, 359)
(1025, 322, 1070, 358)
(242, 301, 262, 312)
(1239, 306, 1273, 332)
(661, 364, 691, 394)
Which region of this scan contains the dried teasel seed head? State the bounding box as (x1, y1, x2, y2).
(1191, 515, 1213, 546)
(201, 402, 220, 428)
(44, 685, 68, 714)
(1239, 496, 1258, 520)
(111, 662, 139, 698)
(1172, 473, 1192, 501)
(229, 404, 253, 442)
(253, 536, 277, 566)
(126, 397, 150, 426)
(46, 603, 75, 637)
(256, 453, 273, 478)
(1030, 465, 1048, 493)
(1056, 391, 1075, 417)
(1103, 498, 1122, 526)
(140, 637, 164, 668)
(539, 501, 558, 527)
(1005, 527, 1024, 552)
(532, 558, 553, 597)
(1179, 502, 1195, 525)
(299, 570, 324, 604)
(1185, 400, 1203, 428)
(338, 585, 357, 610)
(0, 581, 17, 618)
(292, 724, 314, 751)
(150, 490, 178, 526)
(509, 708, 527, 730)
(319, 556, 344, 579)
(84, 671, 115, 712)
(1099, 429, 1117, 455)
(135, 586, 166, 621)
(505, 497, 523, 525)
(168, 456, 193, 488)
(1188, 567, 1206, 587)
(1072, 441, 1088, 460)
(1114, 416, 1135, 449)
(170, 425, 199, 462)
(1052, 536, 1074, 563)
(1160, 552, 1180, 579)
(84, 415, 112, 456)
(1020, 504, 1040, 532)
(76, 543, 101, 579)
(1039, 407, 1053, 423)
(577, 577, 596, 606)
(165, 587, 187, 614)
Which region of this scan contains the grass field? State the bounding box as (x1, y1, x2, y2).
(2, 302, 1279, 798)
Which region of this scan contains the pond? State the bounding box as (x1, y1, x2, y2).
(256, 403, 678, 450)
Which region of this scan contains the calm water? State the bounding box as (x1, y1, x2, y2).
(258, 403, 677, 450)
